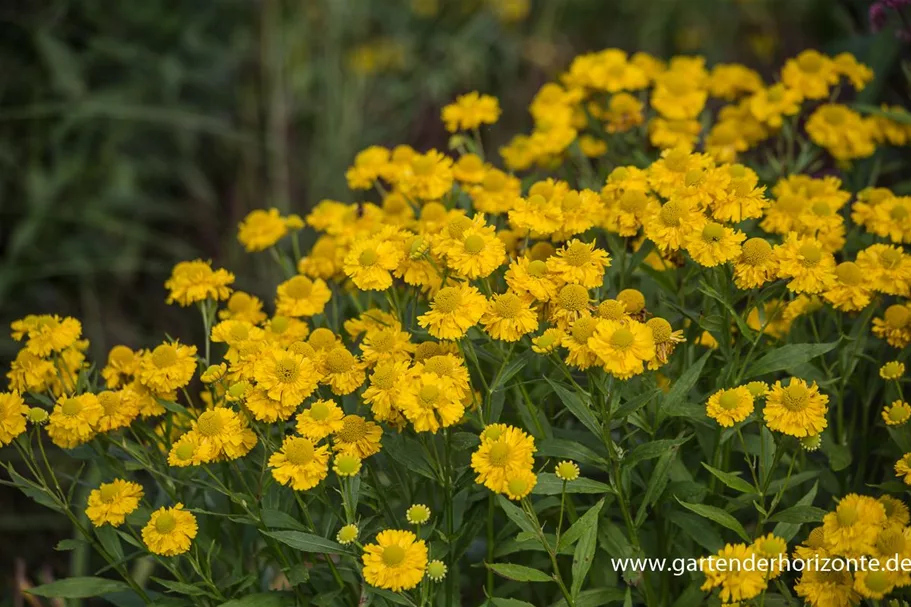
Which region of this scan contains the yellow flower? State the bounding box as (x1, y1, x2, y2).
(426, 559, 447, 582)
(562, 316, 601, 370)
(101, 345, 139, 389)
(683, 222, 745, 267)
(471, 424, 536, 494)
(873, 304, 911, 348)
(47, 393, 103, 449)
(616, 289, 646, 316)
(200, 363, 226, 384)
(254, 348, 320, 407)
(452, 153, 487, 184)
(441, 92, 501, 132)
(643, 198, 706, 252)
(320, 347, 365, 395)
(555, 460, 580, 482)
(298, 236, 345, 280)
(646, 317, 685, 369)
(418, 284, 486, 340)
(362, 360, 411, 424)
(337, 523, 359, 545)
(275, 275, 332, 318)
(505, 257, 559, 303)
(763, 378, 828, 438)
(85, 479, 143, 527)
(244, 387, 298, 423)
(138, 342, 197, 394)
(406, 504, 431, 525)
(0, 391, 29, 446)
(531, 327, 564, 354)
(168, 432, 212, 467)
(897, 453, 911, 484)
(344, 234, 405, 291)
(773, 233, 837, 294)
(823, 494, 887, 556)
(440, 215, 505, 279)
(700, 543, 766, 603)
(870, 105, 911, 147)
(468, 168, 522, 215)
(396, 150, 454, 201)
(708, 165, 769, 223)
(397, 372, 463, 433)
(794, 568, 857, 607)
(480, 292, 538, 342)
(733, 238, 778, 289)
(346, 145, 390, 190)
(164, 260, 234, 307)
(360, 326, 415, 367)
(578, 134, 607, 158)
(751, 533, 788, 579)
(708, 63, 763, 100)
(880, 361, 905, 380)
(706, 387, 754, 428)
(142, 503, 197, 557)
(834, 52, 873, 90)
(96, 390, 139, 433)
(748, 83, 802, 128)
(333, 453, 363, 477)
(503, 469, 537, 500)
(587, 319, 655, 379)
(648, 117, 701, 150)
(269, 435, 330, 491)
(12, 314, 83, 358)
(238, 208, 289, 252)
(822, 261, 872, 312)
(295, 399, 345, 440)
(333, 414, 382, 458)
(508, 180, 567, 235)
(604, 93, 645, 132)
(883, 401, 911, 426)
(781, 50, 838, 99)
(219, 291, 267, 325)
(362, 529, 428, 592)
(550, 284, 592, 329)
(546, 240, 611, 288)
(190, 407, 257, 462)
(806, 104, 876, 161)
(854, 568, 898, 600)
(856, 244, 911, 296)
(651, 70, 707, 120)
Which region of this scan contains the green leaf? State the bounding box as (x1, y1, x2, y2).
(367, 588, 417, 606)
(667, 511, 723, 553)
(537, 439, 606, 467)
(491, 355, 528, 392)
(571, 514, 598, 598)
(218, 592, 295, 607)
(261, 530, 346, 555)
(614, 389, 661, 419)
(701, 463, 756, 494)
(550, 588, 627, 607)
(546, 378, 601, 438)
(559, 498, 605, 551)
(854, 102, 911, 124)
(261, 508, 307, 531)
(153, 579, 208, 597)
(55, 538, 87, 551)
(768, 505, 826, 524)
(660, 351, 710, 420)
(491, 599, 536, 607)
(634, 449, 676, 526)
(27, 577, 131, 599)
(497, 494, 541, 538)
(821, 433, 852, 472)
(486, 563, 554, 583)
(96, 525, 124, 562)
(744, 342, 838, 378)
(532, 473, 614, 496)
(623, 435, 692, 469)
(676, 499, 751, 542)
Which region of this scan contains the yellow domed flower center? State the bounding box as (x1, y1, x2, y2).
(877, 529, 906, 555)
(684, 170, 704, 187)
(778, 194, 805, 215)
(571, 317, 597, 343)
(718, 391, 741, 410)
(274, 357, 300, 383)
(488, 442, 511, 467)
(62, 398, 83, 416)
(98, 392, 118, 414)
(835, 262, 863, 285)
(886, 305, 911, 329)
(338, 417, 368, 443)
(760, 539, 783, 555)
(109, 345, 134, 366)
(611, 327, 635, 348)
(286, 277, 314, 299)
(619, 190, 647, 213)
(864, 570, 891, 593)
(618, 289, 645, 313)
(411, 156, 435, 176)
(702, 222, 725, 242)
(382, 545, 407, 566)
(530, 181, 554, 200)
(458, 154, 483, 172)
(270, 316, 290, 334)
(811, 201, 832, 216)
(335, 454, 361, 475)
(610, 167, 630, 182)
(483, 171, 506, 192)
(527, 260, 548, 278)
(421, 202, 447, 223)
(494, 293, 523, 319)
(529, 242, 555, 261)
(155, 512, 177, 534)
(891, 204, 909, 220)
(423, 356, 454, 377)
(598, 300, 626, 320)
(285, 439, 315, 465)
(230, 323, 250, 341)
(664, 149, 689, 172)
(659, 201, 683, 226)
(463, 234, 486, 255)
(359, 249, 378, 267)
(558, 284, 589, 311)
(447, 216, 473, 239)
(729, 164, 747, 179)
(821, 106, 845, 125)
(564, 242, 592, 266)
(836, 504, 858, 527)
(889, 405, 909, 423)
(309, 401, 331, 421)
(508, 477, 529, 496)
(798, 52, 823, 73)
(536, 332, 557, 348)
(369, 330, 395, 352)
(326, 348, 355, 373)
(482, 426, 504, 441)
(766, 86, 784, 103)
(383, 195, 407, 215)
(880, 248, 903, 270)
(152, 344, 178, 368)
(175, 442, 195, 461)
(197, 411, 227, 437)
(99, 484, 120, 502)
(434, 287, 463, 313)
(646, 318, 672, 343)
(309, 328, 336, 350)
(562, 191, 582, 211)
(742, 238, 772, 265)
(799, 244, 822, 266)
(419, 384, 440, 403)
(781, 383, 810, 411)
(526, 193, 548, 209)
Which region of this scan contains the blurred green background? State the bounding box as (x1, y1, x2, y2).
(0, 0, 907, 598)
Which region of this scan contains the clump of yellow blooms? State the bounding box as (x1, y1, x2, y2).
(4, 45, 911, 605)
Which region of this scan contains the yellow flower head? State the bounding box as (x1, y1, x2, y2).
(751, 533, 788, 579)
(823, 261, 872, 312)
(405, 504, 431, 525)
(880, 361, 905, 380)
(395, 150, 454, 201)
(85, 479, 143, 527)
(441, 92, 501, 133)
(344, 233, 405, 291)
(763, 378, 829, 438)
(337, 523, 359, 545)
(101, 345, 138, 389)
(773, 233, 837, 294)
(275, 275, 332, 318)
(96, 389, 139, 433)
(238, 208, 289, 252)
(190, 407, 257, 462)
(12, 314, 83, 358)
(706, 386, 754, 428)
(138, 342, 197, 394)
(346, 145, 390, 190)
(471, 424, 536, 495)
(399, 372, 464, 433)
(883, 400, 911, 427)
(333, 414, 383, 459)
(440, 215, 505, 279)
(684, 222, 745, 267)
(481, 292, 539, 342)
(333, 453, 363, 477)
(503, 468, 537, 500)
(588, 319, 655, 380)
(733, 237, 778, 289)
(142, 503, 198, 557)
(555, 460, 580, 482)
(700, 543, 766, 603)
(546, 240, 611, 288)
(254, 348, 320, 407)
(164, 260, 234, 306)
(505, 257, 559, 304)
(362, 529, 428, 592)
(781, 50, 838, 100)
(822, 494, 887, 556)
(219, 291, 268, 324)
(320, 347, 366, 396)
(417, 284, 486, 340)
(47, 393, 104, 449)
(873, 303, 911, 348)
(531, 328, 564, 354)
(0, 391, 28, 447)
(269, 435, 330, 491)
(806, 104, 876, 162)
